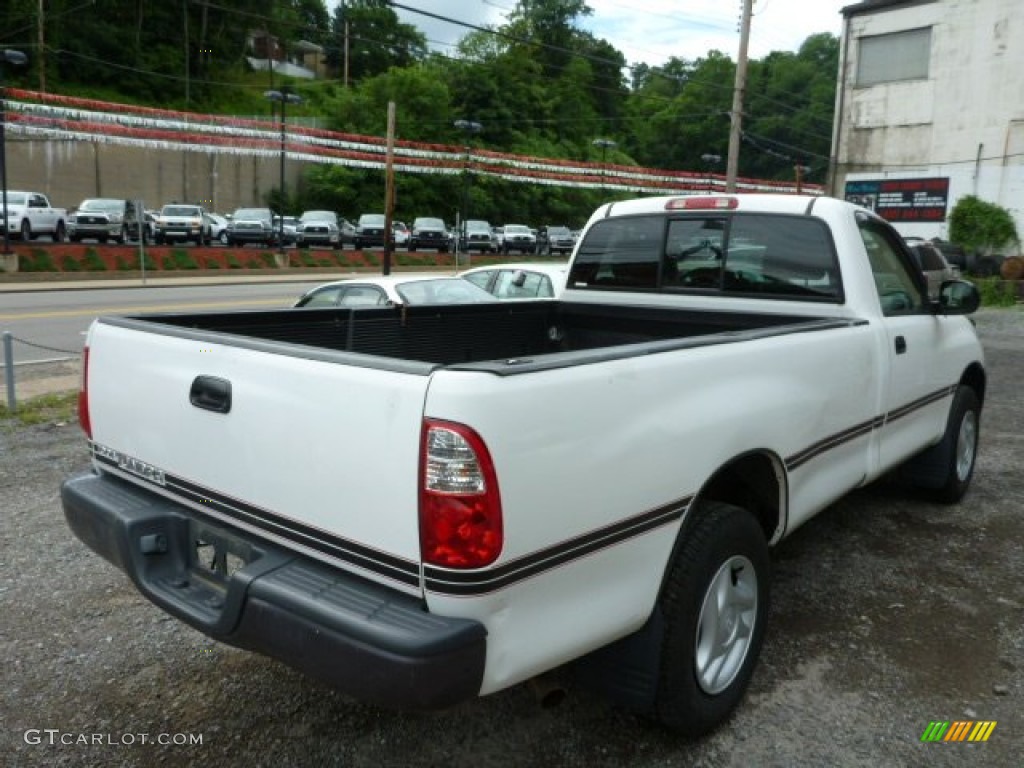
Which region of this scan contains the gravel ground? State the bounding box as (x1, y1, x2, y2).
(1, 308, 1021, 767)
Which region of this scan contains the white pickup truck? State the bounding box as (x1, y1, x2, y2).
(62, 194, 986, 736)
(2, 190, 67, 242)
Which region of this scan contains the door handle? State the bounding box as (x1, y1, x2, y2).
(894, 335, 907, 355)
(190, 375, 232, 414)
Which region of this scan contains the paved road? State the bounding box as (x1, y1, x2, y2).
(0, 278, 335, 365)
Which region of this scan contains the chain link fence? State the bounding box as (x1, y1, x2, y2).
(2, 331, 83, 411)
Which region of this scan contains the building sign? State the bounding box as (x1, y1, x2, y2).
(844, 178, 950, 222)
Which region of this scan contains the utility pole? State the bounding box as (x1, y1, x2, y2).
(726, 0, 754, 193)
(383, 102, 396, 276)
(37, 0, 45, 92)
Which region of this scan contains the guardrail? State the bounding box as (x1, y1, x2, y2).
(2, 331, 81, 412)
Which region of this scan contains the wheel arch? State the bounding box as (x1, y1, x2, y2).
(683, 449, 788, 547)
(961, 361, 986, 405)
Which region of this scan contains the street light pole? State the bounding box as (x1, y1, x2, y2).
(453, 119, 481, 262)
(794, 164, 811, 194)
(264, 85, 301, 257)
(592, 138, 616, 191)
(1, 49, 28, 257)
(700, 153, 722, 193)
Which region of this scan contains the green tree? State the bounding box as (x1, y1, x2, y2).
(329, 0, 428, 84)
(949, 195, 1020, 255)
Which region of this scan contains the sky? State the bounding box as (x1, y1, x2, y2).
(385, 0, 849, 67)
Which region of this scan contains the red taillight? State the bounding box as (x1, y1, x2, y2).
(78, 345, 92, 438)
(419, 419, 503, 569)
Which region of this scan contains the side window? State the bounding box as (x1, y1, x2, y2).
(463, 271, 494, 292)
(299, 287, 343, 308)
(723, 215, 840, 300)
(857, 218, 926, 315)
(340, 286, 387, 306)
(567, 215, 663, 289)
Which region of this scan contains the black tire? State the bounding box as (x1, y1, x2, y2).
(218, 231, 228, 245)
(20, 220, 32, 241)
(903, 385, 980, 503)
(53, 221, 66, 243)
(652, 501, 769, 737)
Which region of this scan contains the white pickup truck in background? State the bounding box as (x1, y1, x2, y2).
(1, 190, 67, 242)
(62, 194, 986, 736)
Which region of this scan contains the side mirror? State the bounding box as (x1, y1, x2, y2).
(935, 279, 980, 315)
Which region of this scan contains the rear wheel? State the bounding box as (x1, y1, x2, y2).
(652, 501, 769, 737)
(903, 385, 980, 503)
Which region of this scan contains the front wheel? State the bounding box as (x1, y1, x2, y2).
(652, 501, 769, 737)
(53, 221, 66, 242)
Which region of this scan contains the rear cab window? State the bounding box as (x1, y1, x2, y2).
(568, 211, 842, 302)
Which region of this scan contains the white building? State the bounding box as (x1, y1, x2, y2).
(830, 0, 1023, 245)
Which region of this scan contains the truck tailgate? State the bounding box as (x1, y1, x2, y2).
(84, 317, 431, 595)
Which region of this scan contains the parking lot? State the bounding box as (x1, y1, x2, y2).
(1, 308, 1021, 767)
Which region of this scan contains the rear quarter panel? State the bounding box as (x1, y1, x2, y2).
(422, 321, 880, 693)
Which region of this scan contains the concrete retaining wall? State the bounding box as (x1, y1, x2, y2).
(5, 136, 308, 215)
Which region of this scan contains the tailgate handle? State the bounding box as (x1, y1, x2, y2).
(190, 376, 232, 414)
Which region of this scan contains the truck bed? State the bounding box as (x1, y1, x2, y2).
(105, 301, 857, 373)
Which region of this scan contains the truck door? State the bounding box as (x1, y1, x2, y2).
(856, 215, 953, 470)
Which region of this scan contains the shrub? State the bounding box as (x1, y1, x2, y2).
(949, 196, 1020, 256)
(20, 249, 56, 272)
(171, 249, 199, 270)
(82, 248, 107, 271)
(60, 253, 82, 271)
(227, 254, 242, 269)
(975, 277, 1018, 307)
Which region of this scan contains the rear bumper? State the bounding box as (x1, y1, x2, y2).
(61, 470, 487, 709)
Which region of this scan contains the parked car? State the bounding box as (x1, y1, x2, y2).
(459, 262, 568, 299)
(293, 275, 498, 308)
(501, 223, 537, 255)
(67, 198, 147, 244)
(273, 216, 301, 246)
(226, 207, 276, 247)
(206, 212, 230, 245)
(392, 220, 410, 248)
(154, 203, 210, 245)
(354, 213, 388, 250)
(459, 219, 496, 253)
(296, 210, 341, 248)
(339, 217, 357, 247)
(908, 241, 959, 297)
(536, 225, 576, 256)
(409, 217, 450, 252)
